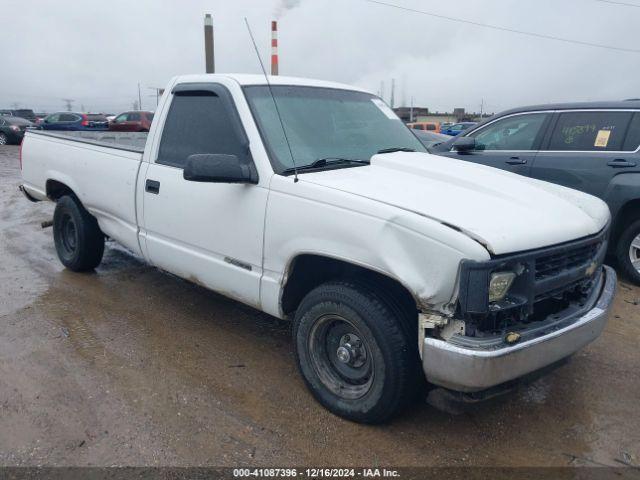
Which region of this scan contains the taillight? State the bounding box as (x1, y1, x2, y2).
(81, 114, 89, 126)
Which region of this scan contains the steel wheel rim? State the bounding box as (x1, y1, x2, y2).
(307, 314, 374, 400)
(60, 213, 78, 256)
(629, 234, 640, 273)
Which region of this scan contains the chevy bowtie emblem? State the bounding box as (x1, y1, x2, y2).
(585, 261, 598, 277)
(504, 332, 521, 345)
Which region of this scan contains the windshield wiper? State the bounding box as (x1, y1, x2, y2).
(377, 147, 416, 154)
(282, 157, 369, 174)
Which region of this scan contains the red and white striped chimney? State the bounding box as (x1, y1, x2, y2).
(271, 20, 279, 76)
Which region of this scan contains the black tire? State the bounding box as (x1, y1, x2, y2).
(0, 133, 8, 145)
(53, 195, 105, 271)
(616, 218, 640, 284)
(293, 281, 417, 423)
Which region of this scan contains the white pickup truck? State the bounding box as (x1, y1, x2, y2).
(20, 74, 616, 423)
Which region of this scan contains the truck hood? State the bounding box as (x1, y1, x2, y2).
(300, 152, 610, 255)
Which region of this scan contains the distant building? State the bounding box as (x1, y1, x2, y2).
(393, 107, 429, 122)
(393, 106, 493, 124)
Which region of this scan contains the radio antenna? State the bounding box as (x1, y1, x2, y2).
(244, 18, 298, 182)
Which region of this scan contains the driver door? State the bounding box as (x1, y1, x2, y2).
(141, 84, 267, 307)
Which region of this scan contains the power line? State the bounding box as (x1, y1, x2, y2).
(363, 0, 640, 54)
(595, 0, 640, 7)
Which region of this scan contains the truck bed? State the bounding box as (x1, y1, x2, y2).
(29, 130, 148, 152)
(20, 129, 146, 257)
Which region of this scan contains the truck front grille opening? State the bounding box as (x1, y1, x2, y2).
(535, 242, 600, 280)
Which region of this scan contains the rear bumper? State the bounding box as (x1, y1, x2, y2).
(422, 265, 616, 392)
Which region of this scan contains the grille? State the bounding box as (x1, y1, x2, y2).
(535, 242, 600, 280)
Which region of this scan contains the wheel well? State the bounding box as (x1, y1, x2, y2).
(281, 254, 417, 318)
(613, 199, 640, 245)
(46, 180, 74, 201)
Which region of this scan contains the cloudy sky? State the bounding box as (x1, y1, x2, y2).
(2, 0, 639, 114)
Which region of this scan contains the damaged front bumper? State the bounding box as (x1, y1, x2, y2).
(421, 265, 616, 392)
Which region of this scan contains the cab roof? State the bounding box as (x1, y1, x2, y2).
(173, 73, 371, 94)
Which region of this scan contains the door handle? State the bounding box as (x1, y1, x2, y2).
(145, 179, 160, 194)
(505, 157, 527, 165)
(607, 159, 636, 168)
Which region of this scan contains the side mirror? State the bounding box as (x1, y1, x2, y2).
(183, 154, 257, 184)
(452, 136, 476, 153)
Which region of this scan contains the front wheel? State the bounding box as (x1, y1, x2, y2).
(293, 281, 417, 423)
(617, 219, 640, 284)
(0, 133, 8, 145)
(53, 195, 105, 271)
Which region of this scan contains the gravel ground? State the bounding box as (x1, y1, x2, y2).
(0, 144, 638, 468)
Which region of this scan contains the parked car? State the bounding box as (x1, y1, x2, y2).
(39, 112, 109, 131)
(407, 121, 440, 133)
(0, 116, 33, 145)
(20, 74, 615, 423)
(440, 122, 476, 136)
(431, 101, 640, 284)
(12, 109, 37, 122)
(0, 109, 37, 122)
(412, 129, 451, 148)
(109, 111, 154, 132)
(85, 114, 109, 129)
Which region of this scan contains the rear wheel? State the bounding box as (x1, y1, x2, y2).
(53, 195, 104, 271)
(616, 218, 640, 285)
(293, 281, 417, 423)
(0, 133, 8, 145)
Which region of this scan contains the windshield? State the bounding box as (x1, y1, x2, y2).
(244, 86, 426, 173)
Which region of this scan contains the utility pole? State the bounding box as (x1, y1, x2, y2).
(147, 87, 163, 107)
(480, 99, 484, 117)
(62, 99, 74, 112)
(410, 96, 414, 123)
(390, 78, 396, 109)
(138, 83, 143, 111)
(204, 14, 215, 73)
(380, 80, 385, 102)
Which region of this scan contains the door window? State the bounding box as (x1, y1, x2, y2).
(469, 113, 548, 151)
(547, 111, 632, 151)
(623, 112, 640, 151)
(59, 113, 78, 122)
(157, 91, 247, 168)
(128, 113, 141, 121)
(469, 113, 549, 150)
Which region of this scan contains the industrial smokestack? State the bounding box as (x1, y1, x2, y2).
(271, 21, 279, 76)
(204, 14, 215, 73)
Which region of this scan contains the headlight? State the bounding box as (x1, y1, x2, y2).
(489, 271, 516, 302)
